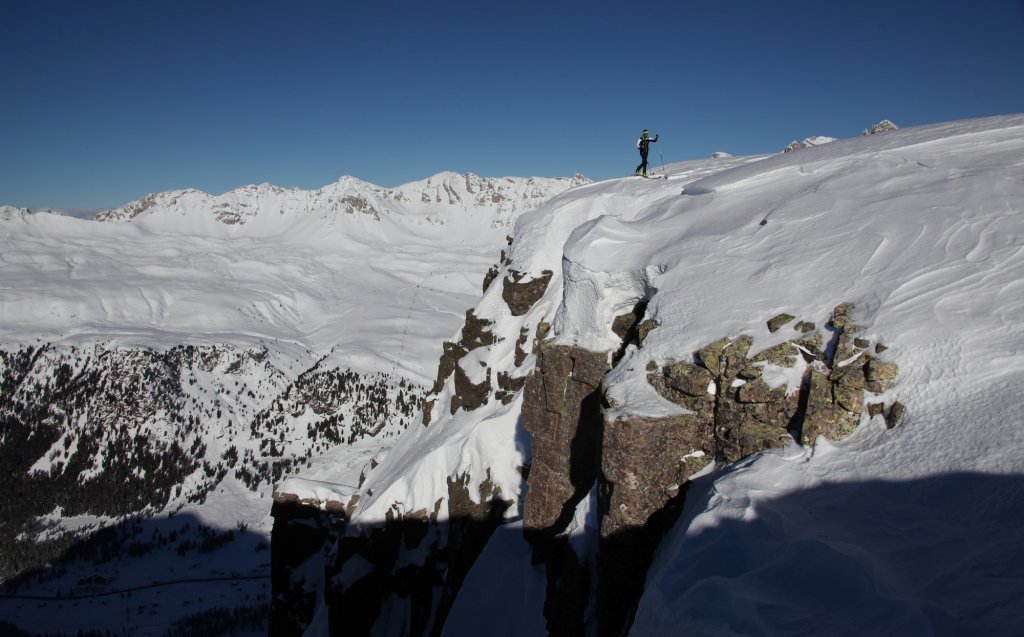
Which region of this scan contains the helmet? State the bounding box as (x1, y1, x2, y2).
(642, 129, 649, 137)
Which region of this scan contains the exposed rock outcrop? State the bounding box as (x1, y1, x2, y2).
(521, 343, 609, 534)
(429, 308, 501, 418)
(642, 303, 902, 458)
(594, 302, 903, 635)
(502, 270, 553, 316)
(450, 360, 492, 415)
(783, 136, 838, 152)
(596, 414, 703, 635)
(518, 341, 609, 636)
(864, 119, 899, 135)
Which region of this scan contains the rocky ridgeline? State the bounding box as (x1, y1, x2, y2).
(864, 119, 899, 135)
(783, 120, 898, 154)
(0, 342, 422, 583)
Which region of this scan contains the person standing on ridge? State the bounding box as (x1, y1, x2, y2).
(635, 129, 659, 177)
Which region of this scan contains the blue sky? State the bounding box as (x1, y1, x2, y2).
(2, 0, 1023, 210)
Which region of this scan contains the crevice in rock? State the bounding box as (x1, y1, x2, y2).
(611, 299, 649, 365)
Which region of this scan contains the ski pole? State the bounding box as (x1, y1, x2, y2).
(658, 144, 665, 176)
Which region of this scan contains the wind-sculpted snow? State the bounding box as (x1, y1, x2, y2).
(322, 113, 1024, 635)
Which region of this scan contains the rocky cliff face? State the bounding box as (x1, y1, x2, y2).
(271, 241, 904, 636)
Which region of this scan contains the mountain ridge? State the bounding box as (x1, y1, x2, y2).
(91, 171, 591, 229)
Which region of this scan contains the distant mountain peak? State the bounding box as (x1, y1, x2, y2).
(93, 172, 590, 230)
(864, 119, 899, 135)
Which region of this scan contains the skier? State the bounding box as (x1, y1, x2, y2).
(635, 129, 659, 177)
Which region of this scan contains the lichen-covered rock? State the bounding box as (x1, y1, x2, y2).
(663, 361, 714, 397)
(802, 369, 859, 444)
(722, 335, 754, 378)
(831, 302, 857, 329)
(717, 415, 792, 463)
(648, 363, 716, 424)
(751, 341, 799, 366)
(866, 359, 900, 382)
(716, 384, 798, 462)
(736, 379, 780, 403)
(636, 319, 660, 345)
(865, 357, 899, 393)
(767, 313, 796, 333)
(830, 356, 867, 389)
(601, 414, 711, 538)
(611, 310, 638, 342)
(795, 331, 825, 360)
(695, 337, 731, 376)
(649, 306, 903, 451)
(794, 320, 816, 333)
(834, 384, 864, 413)
(886, 401, 907, 428)
(652, 333, 800, 464)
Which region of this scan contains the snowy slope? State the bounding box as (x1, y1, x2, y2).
(333, 113, 1024, 635)
(1, 172, 587, 382)
(625, 115, 1024, 635)
(0, 172, 587, 635)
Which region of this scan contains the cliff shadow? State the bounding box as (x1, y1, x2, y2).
(272, 492, 511, 637)
(629, 470, 1024, 636)
(0, 512, 271, 636)
(271, 470, 1024, 637)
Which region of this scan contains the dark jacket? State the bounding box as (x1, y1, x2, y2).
(637, 134, 659, 155)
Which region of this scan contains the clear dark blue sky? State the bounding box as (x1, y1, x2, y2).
(3, 0, 1023, 209)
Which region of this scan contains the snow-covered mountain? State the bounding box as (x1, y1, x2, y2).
(3, 113, 1024, 637)
(1, 172, 587, 378)
(0, 171, 587, 635)
(95, 172, 588, 231)
(273, 114, 1024, 636)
